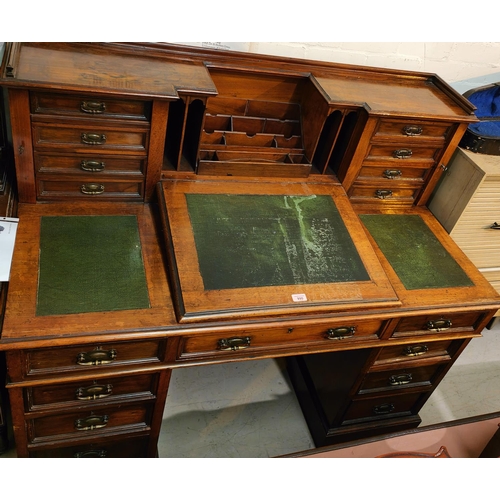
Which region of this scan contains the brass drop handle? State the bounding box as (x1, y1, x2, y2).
(76, 384, 113, 401)
(80, 101, 106, 114)
(74, 450, 107, 458)
(383, 169, 402, 179)
(76, 348, 117, 366)
(373, 403, 395, 415)
(490, 222, 500, 230)
(388, 373, 413, 386)
(81, 183, 105, 195)
(217, 337, 251, 351)
(81, 132, 106, 145)
(75, 414, 109, 431)
(393, 148, 413, 159)
(426, 319, 452, 332)
(403, 345, 428, 357)
(80, 160, 105, 172)
(402, 125, 423, 136)
(375, 189, 393, 199)
(326, 326, 356, 340)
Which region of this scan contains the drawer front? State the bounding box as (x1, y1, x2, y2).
(358, 364, 445, 394)
(178, 319, 385, 361)
(25, 340, 165, 377)
(26, 373, 158, 411)
(364, 144, 440, 166)
(31, 92, 151, 121)
(357, 165, 429, 184)
(35, 153, 146, 175)
(29, 435, 150, 458)
(342, 392, 425, 423)
(391, 311, 483, 339)
(373, 120, 452, 142)
(349, 185, 421, 205)
(29, 402, 152, 440)
(373, 340, 454, 365)
(33, 123, 149, 153)
(37, 177, 144, 200)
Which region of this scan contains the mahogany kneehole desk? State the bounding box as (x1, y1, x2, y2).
(0, 43, 499, 457)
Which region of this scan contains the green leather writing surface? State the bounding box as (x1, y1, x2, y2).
(359, 214, 473, 290)
(186, 194, 369, 290)
(36, 215, 150, 316)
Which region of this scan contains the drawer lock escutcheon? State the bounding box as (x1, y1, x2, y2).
(373, 403, 395, 415)
(383, 169, 402, 179)
(75, 414, 109, 431)
(393, 148, 413, 159)
(81, 132, 106, 145)
(80, 101, 106, 114)
(74, 450, 107, 458)
(217, 337, 251, 351)
(326, 326, 356, 340)
(76, 384, 113, 401)
(81, 160, 105, 172)
(402, 125, 423, 136)
(81, 183, 105, 195)
(426, 319, 452, 332)
(375, 189, 393, 200)
(388, 373, 413, 386)
(403, 345, 428, 357)
(76, 348, 117, 366)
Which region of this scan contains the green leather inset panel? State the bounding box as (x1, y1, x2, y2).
(359, 214, 473, 290)
(36, 215, 150, 316)
(186, 194, 369, 290)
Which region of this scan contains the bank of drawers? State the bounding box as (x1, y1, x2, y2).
(349, 118, 453, 205)
(12, 338, 166, 457)
(30, 92, 152, 201)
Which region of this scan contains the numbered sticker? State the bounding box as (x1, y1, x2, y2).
(292, 293, 308, 302)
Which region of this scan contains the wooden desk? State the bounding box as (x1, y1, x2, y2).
(0, 43, 499, 457)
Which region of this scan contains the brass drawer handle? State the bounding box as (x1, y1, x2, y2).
(326, 326, 356, 340)
(81, 160, 105, 172)
(393, 148, 412, 159)
(75, 414, 109, 431)
(81, 132, 106, 145)
(402, 125, 423, 136)
(76, 348, 117, 366)
(81, 183, 105, 195)
(373, 403, 395, 415)
(76, 384, 113, 401)
(490, 222, 500, 230)
(217, 337, 251, 351)
(426, 319, 452, 332)
(403, 345, 428, 357)
(375, 189, 392, 199)
(74, 450, 107, 458)
(80, 101, 106, 114)
(388, 373, 413, 386)
(383, 169, 402, 179)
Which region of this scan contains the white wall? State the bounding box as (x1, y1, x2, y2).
(178, 42, 500, 95)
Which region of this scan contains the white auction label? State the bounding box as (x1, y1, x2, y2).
(292, 293, 308, 302)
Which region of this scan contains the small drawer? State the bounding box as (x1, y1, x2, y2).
(35, 153, 146, 175)
(364, 144, 441, 166)
(25, 373, 158, 411)
(32, 123, 149, 153)
(177, 319, 385, 362)
(29, 435, 150, 458)
(342, 392, 425, 424)
(348, 185, 421, 205)
(24, 340, 165, 377)
(28, 402, 153, 441)
(373, 120, 452, 141)
(357, 165, 429, 184)
(31, 92, 151, 121)
(372, 340, 455, 366)
(358, 364, 445, 394)
(391, 311, 483, 339)
(36, 177, 144, 200)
